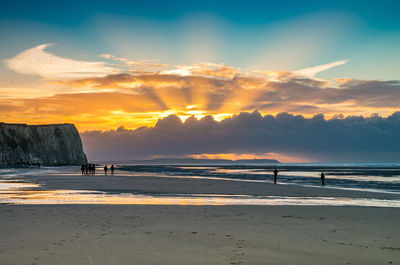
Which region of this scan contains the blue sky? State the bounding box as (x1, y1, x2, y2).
(1, 0, 399, 80)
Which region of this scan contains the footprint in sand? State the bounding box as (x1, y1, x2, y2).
(230, 239, 246, 264)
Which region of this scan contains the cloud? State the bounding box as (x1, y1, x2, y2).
(3, 45, 400, 134)
(99, 53, 170, 69)
(81, 111, 400, 162)
(6, 43, 344, 82)
(1, 43, 350, 84)
(160, 63, 241, 78)
(293, 59, 348, 77)
(5, 43, 119, 79)
(1, 70, 399, 132)
(55, 72, 400, 113)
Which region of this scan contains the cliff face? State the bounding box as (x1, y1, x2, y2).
(0, 123, 87, 166)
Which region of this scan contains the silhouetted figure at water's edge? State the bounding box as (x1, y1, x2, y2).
(273, 169, 278, 184)
(90, 164, 96, 175)
(111, 164, 115, 175)
(321, 172, 325, 186)
(104, 165, 108, 175)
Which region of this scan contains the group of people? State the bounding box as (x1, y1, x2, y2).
(273, 169, 326, 186)
(81, 164, 116, 175)
(81, 164, 96, 175)
(103, 164, 115, 175)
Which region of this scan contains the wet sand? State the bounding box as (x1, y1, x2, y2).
(0, 167, 399, 264)
(22, 167, 400, 200)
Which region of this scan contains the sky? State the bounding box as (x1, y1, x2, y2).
(0, 0, 399, 162)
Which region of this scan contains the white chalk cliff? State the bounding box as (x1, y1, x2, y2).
(0, 123, 87, 166)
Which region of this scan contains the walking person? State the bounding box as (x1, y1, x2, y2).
(104, 165, 108, 175)
(273, 169, 278, 184)
(110, 164, 115, 175)
(320, 172, 325, 186)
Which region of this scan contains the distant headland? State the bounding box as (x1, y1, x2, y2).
(95, 158, 279, 165)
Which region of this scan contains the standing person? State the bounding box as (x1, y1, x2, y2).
(81, 164, 85, 175)
(104, 165, 108, 175)
(110, 164, 115, 175)
(321, 172, 325, 186)
(273, 169, 278, 184)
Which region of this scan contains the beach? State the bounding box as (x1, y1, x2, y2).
(0, 167, 399, 264)
(3, 1, 400, 264)
(1, 205, 399, 265)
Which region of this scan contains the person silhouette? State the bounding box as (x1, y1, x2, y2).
(81, 164, 85, 175)
(321, 172, 325, 186)
(273, 169, 278, 184)
(104, 165, 108, 175)
(111, 164, 115, 175)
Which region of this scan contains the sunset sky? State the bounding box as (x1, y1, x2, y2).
(1, 0, 399, 162)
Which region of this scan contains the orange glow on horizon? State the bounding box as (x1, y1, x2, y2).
(1, 103, 399, 132)
(190, 153, 312, 163)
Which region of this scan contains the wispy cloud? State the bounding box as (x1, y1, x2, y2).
(5, 43, 120, 79)
(293, 59, 348, 77)
(5, 44, 348, 82)
(99, 53, 170, 69)
(160, 63, 241, 78)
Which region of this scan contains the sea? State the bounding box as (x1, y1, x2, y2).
(1, 163, 400, 207)
(118, 163, 400, 194)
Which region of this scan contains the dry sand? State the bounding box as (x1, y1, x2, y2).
(0, 167, 399, 264)
(1, 205, 399, 265)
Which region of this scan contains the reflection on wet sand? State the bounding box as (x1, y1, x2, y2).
(0, 181, 39, 193)
(1, 167, 400, 207)
(0, 180, 399, 207)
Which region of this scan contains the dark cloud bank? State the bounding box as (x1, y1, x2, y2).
(81, 111, 400, 162)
